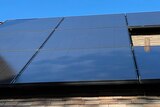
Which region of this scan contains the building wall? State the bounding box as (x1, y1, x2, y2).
(1, 96, 160, 107)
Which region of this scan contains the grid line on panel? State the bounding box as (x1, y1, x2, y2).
(0, 49, 38, 52)
(0, 46, 131, 53)
(10, 18, 65, 84)
(0, 29, 53, 32)
(40, 46, 131, 51)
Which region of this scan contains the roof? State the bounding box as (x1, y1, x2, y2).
(0, 11, 160, 96)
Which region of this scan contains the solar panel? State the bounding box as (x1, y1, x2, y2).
(0, 30, 56, 51)
(0, 19, 32, 29)
(0, 51, 35, 84)
(127, 12, 160, 27)
(0, 18, 62, 84)
(0, 14, 138, 85)
(134, 46, 160, 80)
(0, 18, 62, 31)
(15, 19, 137, 83)
(15, 47, 137, 83)
(0, 18, 62, 51)
(58, 14, 127, 29)
(42, 28, 131, 50)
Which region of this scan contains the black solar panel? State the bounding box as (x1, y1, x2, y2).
(1, 12, 160, 96)
(0, 19, 32, 29)
(0, 13, 140, 85)
(42, 28, 131, 50)
(0, 18, 62, 84)
(0, 30, 55, 51)
(134, 46, 160, 80)
(0, 51, 35, 84)
(15, 48, 137, 83)
(0, 18, 62, 31)
(127, 12, 160, 27)
(58, 14, 127, 29)
(15, 15, 137, 84)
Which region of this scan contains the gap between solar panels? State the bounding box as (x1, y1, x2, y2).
(125, 15, 141, 84)
(129, 27, 160, 52)
(129, 27, 160, 84)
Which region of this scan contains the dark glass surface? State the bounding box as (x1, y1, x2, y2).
(42, 28, 130, 50)
(0, 51, 36, 84)
(0, 30, 53, 51)
(0, 18, 62, 31)
(0, 18, 62, 51)
(58, 14, 126, 29)
(0, 19, 32, 29)
(127, 12, 160, 27)
(0, 18, 62, 84)
(134, 46, 160, 79)
(16, 47, 137, 83)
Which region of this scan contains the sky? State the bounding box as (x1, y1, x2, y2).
(0, 0, 160, 21)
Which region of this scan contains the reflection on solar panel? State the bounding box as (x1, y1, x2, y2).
(131, 33, 160, 82)
(0, 18, 62, 84)
(13, 14, 138, 84)
(0, 51, 35, 84)
(134, 46, 160, 80)
(1, 12, 160, 87)
(16, 48, 136, 83)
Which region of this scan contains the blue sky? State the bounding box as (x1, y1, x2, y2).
(0, 0, 160, 21)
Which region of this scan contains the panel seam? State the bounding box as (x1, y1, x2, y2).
(125, 14, 141, 84)
(10, 18, 64, 84)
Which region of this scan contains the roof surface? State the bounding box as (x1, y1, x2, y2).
(0, 12, 160, 96)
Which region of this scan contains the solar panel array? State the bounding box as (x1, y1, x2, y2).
(0, 12, 160, 85)
(127, 12, 160, 83)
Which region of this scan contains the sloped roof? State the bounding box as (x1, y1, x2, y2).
(0, 12, 160, 96)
